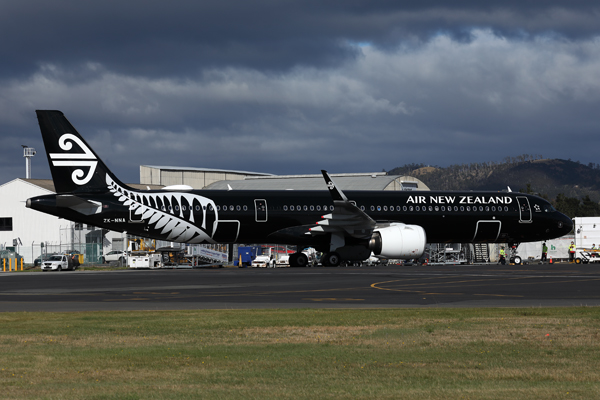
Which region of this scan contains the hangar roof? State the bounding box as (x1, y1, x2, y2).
(142, 165, 273, 176)
(18, 179, 164, 193)
(205, 173, 429, 191)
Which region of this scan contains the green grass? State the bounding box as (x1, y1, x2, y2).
(1, 308, 599, 399)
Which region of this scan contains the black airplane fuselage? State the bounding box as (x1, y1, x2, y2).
(28, 188, 572, 249)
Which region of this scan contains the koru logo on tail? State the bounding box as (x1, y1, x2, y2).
(49, 134, 98, 185)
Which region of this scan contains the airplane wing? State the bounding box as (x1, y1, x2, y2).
(308, 171, 377, 240)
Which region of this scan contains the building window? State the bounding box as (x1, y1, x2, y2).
(0, 217, 12, 231)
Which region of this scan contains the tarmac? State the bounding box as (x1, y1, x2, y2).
(1, 263, 600, 312)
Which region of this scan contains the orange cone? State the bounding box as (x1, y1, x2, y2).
(549, 257, 553, 264)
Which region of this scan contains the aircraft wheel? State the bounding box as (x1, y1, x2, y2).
(323, 252, 341, 267)
(513, 256, 522, 265)
(289, 253, 308, 267)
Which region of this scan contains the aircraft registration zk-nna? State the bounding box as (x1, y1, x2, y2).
(27, 110, 573, 267)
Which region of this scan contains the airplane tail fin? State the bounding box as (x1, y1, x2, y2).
(36, 110, 131, 194)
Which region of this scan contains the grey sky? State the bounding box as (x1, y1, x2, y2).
(1, 1, 599, 185)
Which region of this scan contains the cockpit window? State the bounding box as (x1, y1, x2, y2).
(543, 203, 557, 212)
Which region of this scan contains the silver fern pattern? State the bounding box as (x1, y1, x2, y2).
(106, 175, 219, 244)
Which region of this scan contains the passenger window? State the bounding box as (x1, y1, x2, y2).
(236, 205, 241, 211)
(383, 206, 388, 211)
(416, 206, 420, 211)
(290, 205, 295, 211)
(370, 206, 375, 211)
(310, 205, 314, 211)
(243, 205, 248, 211)
(460, 206, 464, 211)
(317, 205, 321, 211)
(360, 205, 365, 211)
(303, 205, 308, 211)
(284, 205, 288, 211)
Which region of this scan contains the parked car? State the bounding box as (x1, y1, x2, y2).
(34, 253, 60, 267)
(100, 250, 127, 265)
(41, 254, 77, 271)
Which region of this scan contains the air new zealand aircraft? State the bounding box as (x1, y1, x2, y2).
(27, 110, 573, 266)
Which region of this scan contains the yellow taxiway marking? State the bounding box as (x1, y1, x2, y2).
(370, 279, 524, 298)
(303, 298, 364, 302)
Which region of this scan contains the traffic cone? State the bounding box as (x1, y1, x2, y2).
(549, 256, 553, 264)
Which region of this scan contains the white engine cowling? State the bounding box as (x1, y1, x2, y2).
(369, 223, 427, 259)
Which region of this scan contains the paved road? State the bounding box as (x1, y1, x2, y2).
(1, 263, 600, 312)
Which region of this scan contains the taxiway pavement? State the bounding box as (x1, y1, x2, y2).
(1, 263, 600, 312)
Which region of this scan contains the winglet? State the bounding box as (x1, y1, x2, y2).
(321, 170, 347, 201)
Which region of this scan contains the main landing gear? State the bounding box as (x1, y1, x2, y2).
(320, 252, 341, 267)
(289, 252, 309, 268)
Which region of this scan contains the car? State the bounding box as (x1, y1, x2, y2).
(34, 253, 60, 267)
(41, 254, 77, 271)
(100, 250, 128, 266)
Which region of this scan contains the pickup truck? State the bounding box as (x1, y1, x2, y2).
(41, 254, 76, 271)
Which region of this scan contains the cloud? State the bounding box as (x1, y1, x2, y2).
(1, 2, 600, 185)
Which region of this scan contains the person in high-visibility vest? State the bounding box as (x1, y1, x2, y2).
(499, 246, 506, 265)
(542, 243, 548, 262)
(568, 241, 576, 262)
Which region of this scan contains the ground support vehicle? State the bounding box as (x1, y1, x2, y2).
(276, 255, 290, 267)
(252, 255, 275, 268)
(129, 252, 162, 269)
(575, 248, 600, 264)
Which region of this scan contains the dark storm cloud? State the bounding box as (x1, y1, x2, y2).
(1, 1, 600, 185)
(2, 1, 599, 79)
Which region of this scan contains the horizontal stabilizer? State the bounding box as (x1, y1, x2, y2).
(56, 195, 102, 215)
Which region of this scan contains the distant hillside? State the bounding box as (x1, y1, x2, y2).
(388, 156, 600, 203)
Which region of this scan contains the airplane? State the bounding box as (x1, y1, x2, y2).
(27, 110, 573, 266)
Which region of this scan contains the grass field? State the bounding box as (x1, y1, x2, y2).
(1, 307, 599, 399)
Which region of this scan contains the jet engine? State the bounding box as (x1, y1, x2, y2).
(369, 223, 427, 259)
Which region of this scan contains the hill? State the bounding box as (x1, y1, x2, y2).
(388, 156, 600, 205)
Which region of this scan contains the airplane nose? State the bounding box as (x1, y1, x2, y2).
(559, 213, 573, 234)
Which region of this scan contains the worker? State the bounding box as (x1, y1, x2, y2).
(592, 244, 598, 250)
(499, 246, 506, 265)
(568, 241, 576, 262)
(541, 243, 548, 262)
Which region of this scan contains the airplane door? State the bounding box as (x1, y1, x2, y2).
(472, 220, 501, 242)
(517, 196, 532, 223)
(255, 199, 267, 222)
(129, 205, 144, 223)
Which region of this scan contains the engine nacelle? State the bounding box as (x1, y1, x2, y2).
(369, 223, 427, 259)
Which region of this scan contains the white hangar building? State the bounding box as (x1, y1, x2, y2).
(140, 166, 429, 192)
